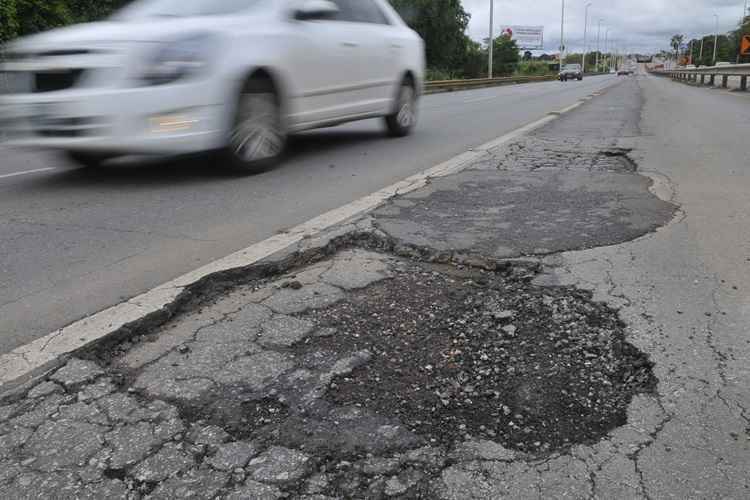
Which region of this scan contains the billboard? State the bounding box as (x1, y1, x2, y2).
(500, 26, 544, 50)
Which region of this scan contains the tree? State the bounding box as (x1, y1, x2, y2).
(491, 35, 520, 75)
(0, 0, 19, 43)
(1, 0, 130, 43)
(670, 34, 684, 56)
(390, 0, 471, 71)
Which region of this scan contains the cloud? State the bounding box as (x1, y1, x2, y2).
(461, 0, 748, 53)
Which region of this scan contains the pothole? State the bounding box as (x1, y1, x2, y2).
(298, 259, 656, 455)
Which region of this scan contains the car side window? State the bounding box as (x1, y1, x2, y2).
(330, 0, 390, 24)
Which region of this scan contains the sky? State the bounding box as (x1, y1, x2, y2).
(461, 0, 749, 54)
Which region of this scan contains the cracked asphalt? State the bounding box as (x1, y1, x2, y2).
(1, 74, 749, 498)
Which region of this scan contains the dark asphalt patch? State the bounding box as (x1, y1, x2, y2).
(299, 260, 656, 454)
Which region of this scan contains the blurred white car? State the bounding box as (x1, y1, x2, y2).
(0, 0, 425, 171)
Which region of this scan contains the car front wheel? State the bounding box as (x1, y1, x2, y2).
(224, 78, 286, 173)
(385, 79, 417, 137)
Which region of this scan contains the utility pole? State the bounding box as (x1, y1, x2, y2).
(699, 37, 704, 65)
(743, 0, 749, 62)
(560, 0, 566, 65)
(488, 0, 494, 78)
(582, 3, 592, 72)
(604, 28, 610, 71)
(713, 14, 719, 66)
(688, 39, 693, 65)
(596, 19, 603, 71)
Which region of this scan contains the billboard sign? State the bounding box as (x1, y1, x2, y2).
(500, 26, 544, 50)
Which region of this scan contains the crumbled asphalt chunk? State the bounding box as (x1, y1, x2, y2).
(27, 381, 62, 399)
(50, 359, 104, 389)
(131, 442, 194, 482)
(246, 446, 312, 485)
(301, 260, 656, 452)
(206, 441, 258, 471)
(225, 480, 284, 500)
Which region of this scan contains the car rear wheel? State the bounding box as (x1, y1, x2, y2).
(385, 79, 417, 137)
(224, 78, 286, 173)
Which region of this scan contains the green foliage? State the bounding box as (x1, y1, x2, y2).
(425, 68, 461, 81)
(0, 0, 19, 43)
(1, 0, 130, 43)
(390, 0, 471, 71)
(670, 34, 684, 54)
(491, 35, 519, 76)
(14, 0, 73, 37)
(515, 60, 553, 76)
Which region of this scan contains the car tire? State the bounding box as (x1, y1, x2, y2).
(385, 78, 417, 137)
(223, 77, 286, 173)
(578, 76, 583, 81)
(64, 151, 114, 168)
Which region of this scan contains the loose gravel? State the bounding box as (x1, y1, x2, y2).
(300, 260, 656, 454)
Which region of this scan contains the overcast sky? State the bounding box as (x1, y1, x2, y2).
(461, 0, 749, 53)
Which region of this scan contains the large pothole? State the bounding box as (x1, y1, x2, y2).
(298, 258, 656, 454)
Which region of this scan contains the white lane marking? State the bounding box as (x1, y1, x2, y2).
(0, 167, 57, 180)
(0, 92, 606, 395)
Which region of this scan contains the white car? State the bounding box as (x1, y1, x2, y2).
(0, 0, 425, 171)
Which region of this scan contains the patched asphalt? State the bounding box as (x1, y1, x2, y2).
(372, 79, 676, 259)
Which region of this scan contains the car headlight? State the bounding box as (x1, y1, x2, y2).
(141, 34, 218, 86)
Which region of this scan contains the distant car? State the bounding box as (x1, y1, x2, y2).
(0, 0, 426, 172)
(617, 69, 630, 76)
(559, 64, 583, 81)
(715, 62, 731, 66)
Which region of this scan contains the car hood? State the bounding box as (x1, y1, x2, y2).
(6, 16, 257, 51)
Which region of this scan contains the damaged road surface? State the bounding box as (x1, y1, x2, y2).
(3, 75, 748, 499)
(0, 249, 658, 499)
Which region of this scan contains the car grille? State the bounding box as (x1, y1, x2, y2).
(34, 70, 85, 92)
(0, 69, 86, 94)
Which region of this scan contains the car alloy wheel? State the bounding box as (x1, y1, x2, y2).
(230, 92, 284, 164)
(396, 85, 416, 129)
(386, 79, 417, 137)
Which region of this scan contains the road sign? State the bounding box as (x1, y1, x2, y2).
(500, 26, 544, 50)
(741, 35, 750, 56)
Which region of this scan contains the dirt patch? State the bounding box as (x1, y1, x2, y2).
(298, 260, 656, 454)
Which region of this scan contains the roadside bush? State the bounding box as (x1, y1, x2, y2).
(516, 61, 553, 76)
(426, 68, 460, 81)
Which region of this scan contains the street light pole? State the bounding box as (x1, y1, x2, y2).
(713, 14, 719, 66)
(488, 0, 494, 78)
(604, 28, 610, 71)
(582, 3, 592, 72)
(560, 0, 566, 65)
(743, 0, 749, 62)
(596, 19, 603, 71)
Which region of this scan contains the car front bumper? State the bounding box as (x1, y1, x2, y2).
(0, 80, 229, 155)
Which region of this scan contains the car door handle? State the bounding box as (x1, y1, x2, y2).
(341, 42, 359, 47)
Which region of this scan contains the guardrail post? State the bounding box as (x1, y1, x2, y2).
(709, 75, 715, 86)
(741, 76, 748, 91)
(700, 75, 705, 85)
(722, 75, 729, 88)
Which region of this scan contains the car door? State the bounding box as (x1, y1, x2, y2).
(285, 5, 364, 128)
(333, 0, 399, 115)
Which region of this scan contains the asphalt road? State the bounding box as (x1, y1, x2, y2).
(0, 75, 618, 354)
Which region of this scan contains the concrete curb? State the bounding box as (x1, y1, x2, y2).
(0, 85, 618, 398)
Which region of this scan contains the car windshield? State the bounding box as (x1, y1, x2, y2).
(115, 0, 267, 20)
(563, 65, 580, 70)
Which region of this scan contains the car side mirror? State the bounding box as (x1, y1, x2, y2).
(294, 0, 339, 21)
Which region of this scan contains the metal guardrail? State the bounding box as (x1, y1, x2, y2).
(652, 63, 750, 91)
(424, 73, 609, 94)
